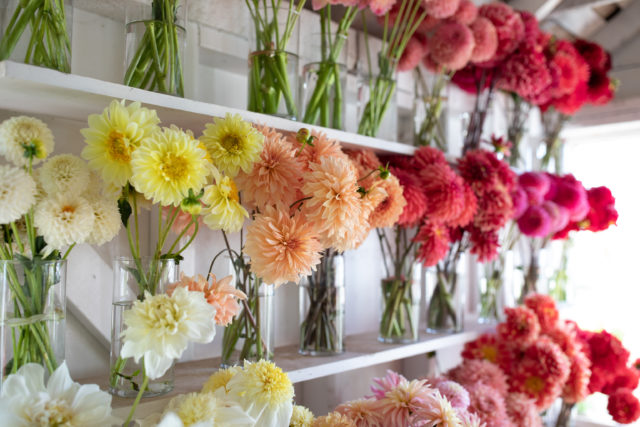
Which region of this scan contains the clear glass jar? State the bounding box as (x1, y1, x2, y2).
(221, 255, 274, 366)
(0, 259, 66, 391)
(301, 61, 348, 130)
(124, 0, 187, 97)
(477, 251, 516, 324)
(379, 261, 421, 344)
(356, 71, 398, 139)
(110, 257, 179, 398)
(426, 255, 467, 334)
(299, 252, 345, 356)
(0, 0, 73, 72)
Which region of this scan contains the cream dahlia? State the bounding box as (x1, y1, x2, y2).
(39, 154, 90, 196)
(202, 366, 240, 394)
(0, 165, 36, 225)
(0, 116, 54, 166)
(290, 405, 315, 427)
(34, 193, 95, 249)
(147, 392, 254, 427)
(85, 196, 121, 245)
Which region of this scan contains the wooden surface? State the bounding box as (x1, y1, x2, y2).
(0, 61, 415, 156)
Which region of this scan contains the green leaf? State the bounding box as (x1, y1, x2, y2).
(118, 198, 132, 227)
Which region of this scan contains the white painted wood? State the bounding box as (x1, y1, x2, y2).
(509, 0, 564, 19)
(0, 60, 415, 155)
(591, 0, 640, 51)
(553, 0, 621, 12)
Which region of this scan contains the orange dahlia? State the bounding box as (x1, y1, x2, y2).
(368, 175, 406, 229)
(244, 206, 322, 287)
(295, 130, 350, 171)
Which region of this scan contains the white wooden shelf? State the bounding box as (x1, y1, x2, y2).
(0, 61, 415, 156)
(81, 325, 489, 416)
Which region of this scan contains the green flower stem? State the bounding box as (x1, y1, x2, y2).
(125, 372, 149, 426)
(380, 279, 415, 340)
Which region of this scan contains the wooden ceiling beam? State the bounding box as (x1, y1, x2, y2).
(590, 0, 640, 51)
(508, 0, 564, 19)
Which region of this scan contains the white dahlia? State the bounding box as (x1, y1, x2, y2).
(0, 362, 119, 427)
(34, 193, 94, 249)
(0, 116, 54, 166)
(38, 154, 91, 196)
(0, 165, 36, 224)
(120, 287, 216, 380)
(85, 196, 121, 245)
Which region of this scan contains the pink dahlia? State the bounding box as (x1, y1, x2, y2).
(607, 389, 640, 424)
(335, 398, 384, 427)
(511, 188, 528, 219)
(417, 12, 442, 33)
(562, 350, 592, 404)
(447, 183, 477, 228)
(541, 201, 570, 234)
(415, 221, 450, 267)
(519, 11, 540, 45)
(498, 45, 552, 98)
(505, 393, 542, 427)
(420, 163, 466, 224)
(524, 293, 559, 332)
(458, 149, 515, 194)
(587, 70, 615, 105)
(466, 383, 510, 427)
(393, 167, 428, 228)
(424, 0, 461, 19)
(447, 359, 509, 397)
(433, 379, 471, 410)
(551, 176, 589, 221)
(477, 2, 525, 67)
(373, 379, 438, 426)
(517, 205, 552, 237)
(398, 34, 428, 72)
(574, 39, 612, 73)
(370, 370, 407, 400)
(497, 306, 541, 346)
(367, 0, 397, 16)
(414, 145, 447, 168)
(428, 21, 475, 72)
(473, 187, 514, 232)
(519, 172, 550, 205)
(551, 80, 589, 115)
(452, 0, 478, 25)
(469, 227, 499, 262)
(296, 130, 349, 171)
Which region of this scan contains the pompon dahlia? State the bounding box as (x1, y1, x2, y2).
(428, 21, 475, 72)
(432, 380, 471, 410)
(524, 293, 559, 332)
(511, 188, 528, 219)
(469, 17, 498, 64)
(312, 412, 356, 427)
(497, 306, 541, 346)
(296, 130, 350, 170)
(0, 116, 55, 167)
(393, 168, 428, 228)
(301, 156, 362, 249)
(335, 398, 384, 427)
(398, 34, 428, 72)
(0, 165, 37, 225)
(85, 196, 121, 246)
(498, 45, 551, 98)
(519, 11, 540, 44)
(461, 333, 500, 364)
(367, 175, 406, 229)
(34, 193, 94, 249)
(465, 383, 510, 427)
(415, 221, 450, 267)
(244, 206, 322, 287)
(477, 3, 525, 67)
(517, 205, 552, 237)
(235, 126, 303, 210)
(607, 389, 640, 424)
(452, 0, 478, 25)
(446, 359, 509, 397)
(370, 370, 407, 400)
(425, 0, 461, 19)
(505, 393, 542, 427)
(519, 172, 551, 204)
(39, 154, 90, 196)
(562, 350, 592, 404)
(414, 146, 447, 168)
(291, 404, 315, 427)
(574, 39, 612, 73)
(510, 338, 571, 410)
(420, 163, 466, 224)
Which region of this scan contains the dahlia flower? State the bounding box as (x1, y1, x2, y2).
(518, 172, 550, 205)
(296, 130, 349, 171)
(511, 188, 528, 219)
(428, 21, 475, 72)
(519, 11, 540, 45)
(398, 34, 428, 72)
(414, 146, 448, 168)
(541, 201, 570, 234)
(517, 206, 552, 237)
(452, 0, 478, 25)
(0, 165, 36, 225)
(603, 367, 640, 395)
(220, 360, 294, 427)
(607, 389, 640, 424)
(290, 405, 315, 427)
(473, 187, 514, 232)
(373, 379, 438, 426)
(121, 287, 216, 379)
(562, 350, 592, 404)
(335, 398, 384, 427)
(581, 330, 631, 393)
(552, 81, 588, 115)
(574, 39, 612, 73)
(469, 227, 499, 262)
(461, 333, 500, 364)
(0, 115, 55, 167)
(200, 113, 264, 177)
(85, 196, 121, 246)
(465, 383, 509, 427)
(469, 17, 498, 64)
(367, 175, 406, 229)
(497, 306, 541, 346)
(346, 149, 382, 186)
(415, 221, 450, 267)
(457, 410, 484, 427)
(81, 100, 160, 187)
(39, 154, 90, 196)
(433, 380, 471, 410)
(416, 391, 463, 427)
(420, 163, 466, 224)
(458, 149, 515, 194)
(446, 359, 508, 397)
(311, 412, 356, 427)
(505, 393, 542, 427)
(477, 3, 525, 67)
(498, 45, 551, 98)
(0, 363, 118, 427)
(202, 366, 240, 394)
(449, 184, 478, 228)
(393, 168, 428, 228)
(587, 71, 615, 105)
(551, 176, 589, 221)
(202, 169, 249, 233)
(34, 193, 94, 250)
(244, 206, 322, 287)
(425, 0, 460, 19)
(524, 293, 559, 332)
(235, 125, 303, 210)
(370, 370, 407, 400)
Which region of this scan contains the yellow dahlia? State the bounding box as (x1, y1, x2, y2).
(130, 126, 210, 207)
(0, 116, 54, 166)
(38, 154, 90, 196)
(81, 100, 160, 187)
(235, 125, 303, 210)
(244, 206, 322, 287)
(221, 360, 294, 427)
(0, 165, 36, 225)
(34, 193, 95, 250)
(202, 366, 240, 394)
(202, 169, 248, 233)
(290, 405, 315, 427)
(301, 156, 362, 251)
(311, 412, 357, 427)
(200, 113, 264, 177)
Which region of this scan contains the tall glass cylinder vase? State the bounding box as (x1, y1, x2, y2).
(110, 257, 178, 398)
(478, 251, 516, 324)
(426, 256, 466, 334)
(0, 259, 66, 391)
(124, 0, 187, 97)
(379, 261, 421, 344)
(221, 256, 274, 366)
(302, 61, 347, 130)
(0, 0, 73, 72)
(299, 252, 345, 356)
(357, 70, 398, 139)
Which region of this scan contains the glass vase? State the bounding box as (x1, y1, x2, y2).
(302, 61, 347, 130)
(357, 70, 398, 138)
(426, 256, 466, 334)
(299, 252, 345, 356)
(221, 256, 274, 366)
(0, 259, 66, 391)
(478, 251, 515, 324)
(554, 401, 575, 427)
(0, 0, 73, 72)
(124, 0, 187, 97)
(379, 261, 421, 344)
(109, 257, 179, 398)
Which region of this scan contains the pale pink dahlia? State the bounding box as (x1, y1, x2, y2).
(416, 391, 463, 427)
(367, 0, 397, 16)
(372, 379, 438, 426)
(469, 17, 498, 64)
(433, 379, 471, 410)
(335, 398, 384, 427)
(370, 370, 407, 400)
(452, 0, 478, 25)
(447, 359, 509, 397)
(466, 383, 510, 427)
(398, 34, 428, 72)
(497, 306, 541, 346)
(244, 206, 323, 287)
(425, 0, 461, 19)
(505, 393, 542, 427)
(428, 21, 475, 72)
